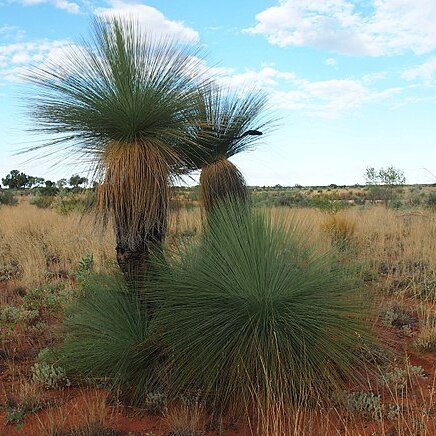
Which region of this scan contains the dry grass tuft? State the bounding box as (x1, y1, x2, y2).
(415, 328, 436, 352)
(37, 405, 69, 436)
(321, 212, 356, 250)
(37, 390, 108, 436)
(2, 379, 44, 425)
(72, 390, 108, 435)
(3, 378, 43, 411)
(164, 401, 204, 436)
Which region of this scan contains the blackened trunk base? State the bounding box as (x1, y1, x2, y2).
(115, 223, 165, 290)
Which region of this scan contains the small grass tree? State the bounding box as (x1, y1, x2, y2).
(151, 201, 374, 430)
(186, 85, 270, 211)
(24, 18, 207, 282)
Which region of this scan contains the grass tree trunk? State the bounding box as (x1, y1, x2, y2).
(115, 222, 165, 284)
(200, 159, 249, 212)
(98, 141, 171, 286)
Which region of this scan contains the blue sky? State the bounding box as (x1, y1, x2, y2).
(1, 0, 436, 186)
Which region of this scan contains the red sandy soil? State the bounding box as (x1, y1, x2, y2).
(1, 281, 436, 435)
(2, 345, 434, 436)
(0, 388, 248, 435)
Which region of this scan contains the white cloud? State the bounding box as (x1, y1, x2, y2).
(15, 0, 80, 13)
(325, 58, 337, 66)
(11, 52, 31, 64)
(217, 66, 297, 89)
(361, 71, 387, 83)
(0, 39, 71, 82)
(215, 66, 402, 118)
(95, 1, 199, 43)
(0, 0, 201, 84)
(402, 57, 436, 84)
(0, 25, 26, 41)
(273, 83, 402, 118)
(245, 0, 436, 56)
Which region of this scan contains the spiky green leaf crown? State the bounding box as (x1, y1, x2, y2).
(182, 84, 271, 170)
(24, 18, 207, 166)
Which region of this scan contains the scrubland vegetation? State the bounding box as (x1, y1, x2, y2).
(1, 196, 436, 435)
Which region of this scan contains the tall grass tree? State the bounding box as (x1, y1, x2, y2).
(24, 18, 208, 280)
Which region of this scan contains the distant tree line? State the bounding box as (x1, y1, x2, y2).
(1, 170, 89, 193)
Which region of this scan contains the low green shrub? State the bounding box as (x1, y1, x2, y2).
(338, 391, 383, 420)
(31, 362, 70, 389)
(30, 195, 54, 209)
(310, 194, 348, 212)
(52, 193, 90, 214)
(75, 252, 94, 281)
(380, 364, 426, 394)
(23, 285, 70, 313)
(0, 260, 22, 281)
(0, 190, 18, 206)
(390, 199, 403, 209)
(381, 302, 415, 329)
(0, 305, 39, 324)
(427, 192, 436, 208)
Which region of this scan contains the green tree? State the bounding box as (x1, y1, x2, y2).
(24, 18, 207, 281)
(28, 176, 45, 188)
(56, 178, 68, 190)
(2, 170, 30, 189)
(364, 166, 406, 207)
(69, 174, 88, 191)
(38, 180, 59, 196)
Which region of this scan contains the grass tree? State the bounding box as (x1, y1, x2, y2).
(24, 18, 206, 280)
(188, 85, 269, 211)
(151, 201, 374, 429)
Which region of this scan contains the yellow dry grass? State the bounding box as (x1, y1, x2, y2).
(2, 203, 436, 290)
(348, 207, 436, 265)
(0, 203, 115, 287)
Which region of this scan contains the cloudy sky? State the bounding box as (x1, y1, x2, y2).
(1, 0, 436, 186)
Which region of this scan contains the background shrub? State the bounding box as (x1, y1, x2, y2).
(30, 195, 54, 209)
(0, 190, 18, 206)
(427, 192, 436, 208)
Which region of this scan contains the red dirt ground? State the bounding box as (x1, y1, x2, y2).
(1, 281, 436, 435)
